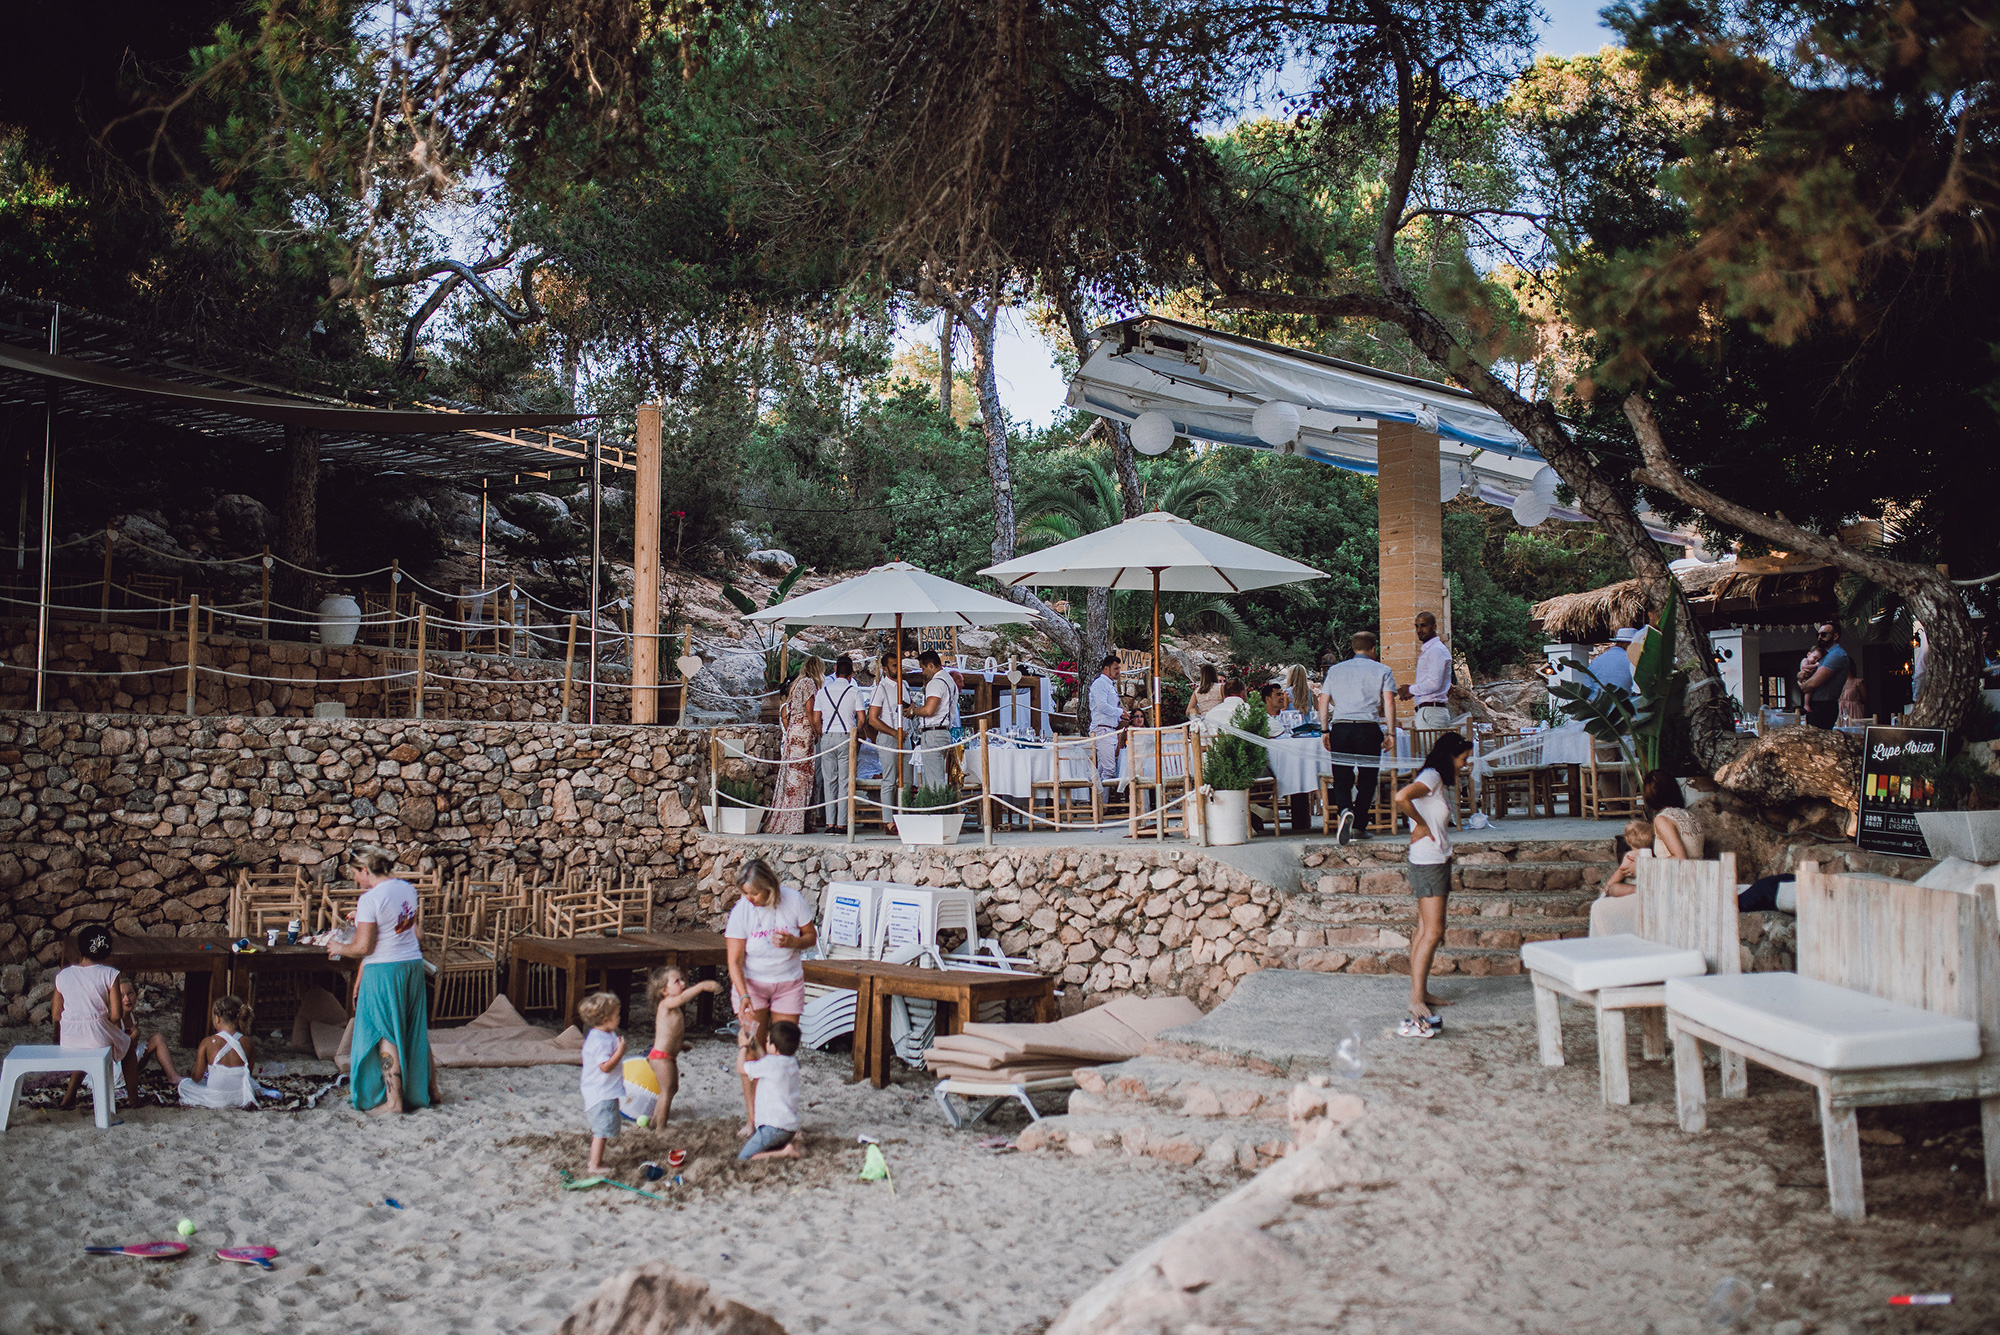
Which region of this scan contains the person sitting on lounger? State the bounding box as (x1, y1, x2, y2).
(1589, 819, 1655, 937)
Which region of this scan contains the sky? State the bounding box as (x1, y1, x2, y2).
(905, 0, 1622, 428)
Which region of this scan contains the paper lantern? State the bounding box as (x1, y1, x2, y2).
(1530, 465, 1560, 503)
(1129, 411, 1176, 456)
(1440, 460, 1471, 503)
(1511, 491, 1552, 527)
(1251, 400, 1302, 446)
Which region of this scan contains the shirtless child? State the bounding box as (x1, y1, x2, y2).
(644, 967, 721, 1124)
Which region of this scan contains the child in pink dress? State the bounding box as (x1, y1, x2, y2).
(51, 926, 133, 1109)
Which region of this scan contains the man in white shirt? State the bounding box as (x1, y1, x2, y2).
(911, 650, 960, 789)
(1197, 678, 1249, 739)
(1400, 611, 1453, 729)
(867, 652, 907, 801)
(1319, 631, 1397, 844)
(1088, 654, 1126, 804)
(811, 654, 863, 833)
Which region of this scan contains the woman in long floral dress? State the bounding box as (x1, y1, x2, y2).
(770, 655, 824, 834)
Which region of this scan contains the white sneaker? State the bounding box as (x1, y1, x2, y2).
(1334, 809, 1353, 845)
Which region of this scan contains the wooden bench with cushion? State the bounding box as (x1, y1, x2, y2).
(1522, 851, 1742, 1106)
(1665, 862, 1999, 1221)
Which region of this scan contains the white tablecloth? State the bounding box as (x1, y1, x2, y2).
(1263, 730, 1415, 798)
(1471, 723, 1598, 781)
(964, 744, 1130, 799)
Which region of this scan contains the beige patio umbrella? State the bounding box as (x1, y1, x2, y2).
(980, 512, 1324, 724)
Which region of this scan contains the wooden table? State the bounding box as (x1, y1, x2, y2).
(508, 931, 727, 1029)
(228, 943, 359, 1011)
(801, 959, 1057, 1089)
(107, 936, 232, 1047)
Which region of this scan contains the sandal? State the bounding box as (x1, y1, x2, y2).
(1398, 1015, 1436, 1039)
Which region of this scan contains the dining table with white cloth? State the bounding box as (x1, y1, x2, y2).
(1263, 730, 1415, 798)
(963, 738, 1131, 799)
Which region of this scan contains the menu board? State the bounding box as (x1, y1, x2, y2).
(825, 891, 865, 950)
(1857, 725, 1947, 857)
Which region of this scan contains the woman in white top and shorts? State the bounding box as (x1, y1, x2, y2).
(725, 858, 817, 1137)
(1393, 732, 1475, 1039)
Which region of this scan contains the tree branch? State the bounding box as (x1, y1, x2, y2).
(1624, 392, 1978, 734)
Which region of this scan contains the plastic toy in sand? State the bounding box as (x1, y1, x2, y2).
(217, 1246, 278, 1270)
(84, 1241, 188, 1259)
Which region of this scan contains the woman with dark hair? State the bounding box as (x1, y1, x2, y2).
(326, 843, 434, 1115)
(1392, 731, 1476, 1038)
(1189, 663, 1225, 717)
(52, 925, 133, 1108)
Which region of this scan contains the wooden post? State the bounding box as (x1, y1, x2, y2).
(631, 403, 663, 724)
(259, 546, 271, 641)
(98, 527, 113, 623)
(709, 733, 720, 822)
(184, 595, 199, 716)
(979, 720, 993, 846)
(388, 559, 400, 649)
(1128, 726, 1140, 841)
(845, 730, 858, 845)
(560, 615, 578, 723)
(1151, 725, 1163, 841)
(1188, 722, 1207, 847)
(414, 604, 428, 721)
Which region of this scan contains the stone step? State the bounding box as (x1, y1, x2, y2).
(1071, 1054, 1298, 1121)
(1300, 861, 1615, 898)
(1293, 891, 1599, 923)
(1014, 1108, 1295, 1173)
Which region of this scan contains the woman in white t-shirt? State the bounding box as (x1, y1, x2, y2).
(1392, 732, 1475, 1040)
(326, 843, 435, 1115)
(724, 858, 816, 1137)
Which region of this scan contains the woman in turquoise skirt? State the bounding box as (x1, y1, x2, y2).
(327, 844, 434, 1114)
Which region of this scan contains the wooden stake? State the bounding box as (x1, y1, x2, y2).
(1128, 725, 1139, 842)
(259, 546, 271, 641)
(414, 604, 428, 720)
(560, 615, 578, 722)
(389, 559, 401, 649)
(631, 404, 663, 723)
(98, 527, 113, 623)
(1188, 722, 1207, 847)
(184, 595, 199, 716)
(846, 730, 858, 845)
(979, 720, 993, 846)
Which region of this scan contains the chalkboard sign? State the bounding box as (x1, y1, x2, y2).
(1857, 725, 1947, 857)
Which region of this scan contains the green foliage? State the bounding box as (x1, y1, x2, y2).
(1443, 509, 1540, 673)
(898, 784, 961, 811)
(1549, 600, 1690, 773)
(1202, 698, 1271, 791)
(716, 777, 761, 809)
(1906, 747, 2000, 813)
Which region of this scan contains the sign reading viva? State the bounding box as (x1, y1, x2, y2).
(1857, 725, 1947, 858)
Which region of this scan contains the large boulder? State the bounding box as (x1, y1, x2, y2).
(556, 1262, 787, 1335)
(745, 549, 797, 579)
(214, 493, 278, 549)
(688, 651, 772, 723)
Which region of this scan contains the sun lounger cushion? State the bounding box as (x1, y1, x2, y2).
(926, 1059, 1089, 1084)
(331, 995, 585, 1072)
(1522, 934, 1707, 992)
(1666, 973, 1982, 1071)
(958, 995, 1203, 1060)
(920, 1034, 1019, 1070)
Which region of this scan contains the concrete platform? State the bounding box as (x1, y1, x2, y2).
(1154, 967, 1535, 1072)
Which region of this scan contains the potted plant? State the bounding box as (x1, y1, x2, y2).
(894, 783, 964, 847)
(1201, 697, 1270, 846)
(704, 776, 764, 836)
(1547, 598, 1689, 771)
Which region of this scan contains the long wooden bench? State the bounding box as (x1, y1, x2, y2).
(1522, 852, 1742, 1106)
(1665, 862, 1999, 1221)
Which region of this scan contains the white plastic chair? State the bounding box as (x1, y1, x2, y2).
(1, 1045, 116, 1130)
(800, 881, 888, 1050)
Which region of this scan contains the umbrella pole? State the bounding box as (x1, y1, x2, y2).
(1151, 568, 1163, 729)
(894, 613, 904, 807)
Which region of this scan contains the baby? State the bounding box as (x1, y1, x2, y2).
(577, 992, 627, 1175)
(644, 967, 720, 1125)
(1602, 818, 1657, 898)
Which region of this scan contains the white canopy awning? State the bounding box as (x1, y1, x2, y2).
(744, 560, 1033, 629)
(980, 512, 1324, 593)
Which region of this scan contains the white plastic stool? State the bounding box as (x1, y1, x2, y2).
(1, 1045, 117, 1130)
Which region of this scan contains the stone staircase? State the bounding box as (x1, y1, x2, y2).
(1014, 1053, 1336, 1175)
(1275, 836, 1621, 977)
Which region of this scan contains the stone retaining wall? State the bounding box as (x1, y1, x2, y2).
(0, 711, 779, 1021)
(0, 619, 638, 723)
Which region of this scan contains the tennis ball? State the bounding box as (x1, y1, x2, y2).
(176, 1219, 196, 1237)
(636, 1115, 650, 1128)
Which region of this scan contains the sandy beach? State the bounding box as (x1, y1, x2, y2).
(0, 997, 1224, 1335)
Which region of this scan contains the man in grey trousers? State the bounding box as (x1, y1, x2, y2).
(811, 655, 863, 833)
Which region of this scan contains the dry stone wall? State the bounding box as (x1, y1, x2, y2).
(0, 712, 779, 1022)
(0, 620, 637, 723)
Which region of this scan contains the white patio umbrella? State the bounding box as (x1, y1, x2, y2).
(980, 512, 1325, 724)
(746, 561, 1035, 789)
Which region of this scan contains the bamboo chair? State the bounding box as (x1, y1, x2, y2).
(1130, 727, 1191, 839)
(422, 887, 503, 1024)
(229, 867, 306, 940)
(1580, 739, 1643, 820)
(1031, 736, 1102, 830)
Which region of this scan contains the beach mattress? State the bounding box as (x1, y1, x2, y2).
(954, 995, 1202, 1061)
(1666, 973, 1981, 1071)
(1522, 934, 1706, 992)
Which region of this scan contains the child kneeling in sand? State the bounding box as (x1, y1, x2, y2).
(645, 967, 720, 1125)
(179, 995, 259, 1109)
(737, 1019, 803, 1162)
(578, 992, 627, 1174)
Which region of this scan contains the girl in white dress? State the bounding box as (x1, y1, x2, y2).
(178, 995, 259, 1109)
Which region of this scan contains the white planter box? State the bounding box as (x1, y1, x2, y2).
(895, 812, 963, 847)
(1915, 810, 2000, 862)
(1205, 790, 1251, 846)
(703, 804, 761, 836)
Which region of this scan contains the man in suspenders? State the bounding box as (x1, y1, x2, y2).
(812, 655, 862, 833)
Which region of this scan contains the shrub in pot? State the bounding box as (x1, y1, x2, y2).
(895, 783, 964, 847)
(1202, 698, 1270, 846)
(707, 776, 763, 836)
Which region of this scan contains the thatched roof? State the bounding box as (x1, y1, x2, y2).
(1531, 559, 1838, 643)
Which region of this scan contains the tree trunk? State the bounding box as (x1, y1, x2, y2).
(939, 311, 954, 420)
(1055, 293, 1145, 518)
(1625, 394, 1980, 736)
(276, 424, 321, 630)
(953, 282, 1084, 665)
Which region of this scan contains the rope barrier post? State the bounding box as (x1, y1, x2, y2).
(184, 595, 199, 717)
(709, 733, 720, 826)
(1151, 726, 1163, 842)
(414, 604, 428, 721)
(98, 527, 112, 623)
(388, 559, 400, 649)
(979, 720, 993, 846)
(1188, 722, 1208, 848)
(1128, 726, 1140, 842)
(259, 546, 271, 641)
(845, 730, 857, 845)
(560, 615, 578, 723)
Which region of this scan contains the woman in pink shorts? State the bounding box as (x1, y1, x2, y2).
(725, 858, 816, 1137)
